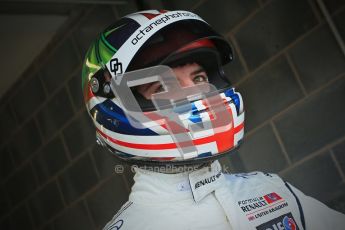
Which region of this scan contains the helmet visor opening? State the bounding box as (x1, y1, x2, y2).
(126, 19, 232, 72)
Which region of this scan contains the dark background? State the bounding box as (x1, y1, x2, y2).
(1, 0, 345, 229)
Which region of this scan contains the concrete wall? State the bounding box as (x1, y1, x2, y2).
(1, 0, 344, 229)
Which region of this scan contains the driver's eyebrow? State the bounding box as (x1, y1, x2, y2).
(191, 66, 206, 75)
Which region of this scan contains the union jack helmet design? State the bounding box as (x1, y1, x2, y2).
(82, 10, 245, 165)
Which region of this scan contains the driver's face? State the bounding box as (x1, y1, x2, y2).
(136, 62, 208, 99)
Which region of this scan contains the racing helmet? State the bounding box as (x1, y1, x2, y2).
(82, 10, 245, 165)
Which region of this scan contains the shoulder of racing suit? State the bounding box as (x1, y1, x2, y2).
(222, 171, 345, 230)
(223, 171, 284, 187)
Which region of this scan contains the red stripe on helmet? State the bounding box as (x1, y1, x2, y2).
(96, 120, 243, 151)
(151, 156, 176, 161)
(84, 84, 95, 102)
(177, 39, 216, 53)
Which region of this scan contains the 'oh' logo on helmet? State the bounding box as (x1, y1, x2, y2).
(110, 58, 123, 75)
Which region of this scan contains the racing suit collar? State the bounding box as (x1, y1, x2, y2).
(130, 161, 225, 203)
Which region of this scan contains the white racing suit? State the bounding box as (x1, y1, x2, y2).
(103, 161, 345, 230)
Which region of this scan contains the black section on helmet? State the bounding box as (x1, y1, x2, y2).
(91, 69, 115, 98)
(104, 17, 141, 50)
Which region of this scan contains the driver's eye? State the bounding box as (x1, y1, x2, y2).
(193, 75, 208, 84)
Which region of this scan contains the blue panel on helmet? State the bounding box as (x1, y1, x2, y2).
(91, 100, 158, 136)
(198, 152, 212, 158)
(189, 103, 202, 123)
(224, 88, 240, 114)
(114, 150, 136, 158)
(189, 115, 202, 123)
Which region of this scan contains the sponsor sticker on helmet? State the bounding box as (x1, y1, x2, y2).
(109, 58, 123, 76)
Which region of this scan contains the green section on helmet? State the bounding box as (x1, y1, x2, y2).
(101, 33, 117, 52)
(81, 34, 117, 90)
(98, 35, 117, 62)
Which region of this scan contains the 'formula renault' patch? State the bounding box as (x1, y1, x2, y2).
(238, 192, 283, 213)
(256, 212, 299, 230)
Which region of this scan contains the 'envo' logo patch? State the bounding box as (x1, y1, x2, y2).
(256, 212, 299, 230)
